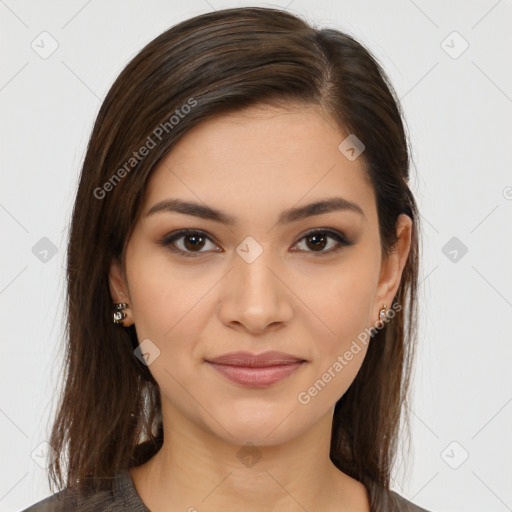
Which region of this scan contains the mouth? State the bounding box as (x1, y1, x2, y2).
(205, 351, 306, 387)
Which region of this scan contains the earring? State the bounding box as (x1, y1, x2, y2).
(113, 302, 129, 324)
(377, 304, 388, 328)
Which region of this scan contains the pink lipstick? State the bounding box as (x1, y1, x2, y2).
(206, 351, 306, 387)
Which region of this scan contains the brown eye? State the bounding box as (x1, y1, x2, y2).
(160, 230, 220, 257)
(161, 228, 354, 258)
(182, 233, 207, 251)
(293, 229, 353, 256)
(305, 233, 329, 251)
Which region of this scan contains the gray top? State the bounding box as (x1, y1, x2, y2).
(19, 469, 431, 511)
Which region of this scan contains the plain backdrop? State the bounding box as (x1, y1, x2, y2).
(1, 1, 511, 511)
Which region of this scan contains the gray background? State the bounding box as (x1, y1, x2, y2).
(1, 1, 511, 511)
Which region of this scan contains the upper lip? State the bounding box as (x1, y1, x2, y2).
(206, 351, 305, 367)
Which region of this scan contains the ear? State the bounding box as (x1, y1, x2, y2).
(109, 257, 133, 326)
(373, 213, 413, 322)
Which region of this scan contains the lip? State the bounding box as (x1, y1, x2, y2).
(206, 350, 305, 366)
(205, 351, 306, 387)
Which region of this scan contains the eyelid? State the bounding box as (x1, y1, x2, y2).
(291, 227, 354, 257)
(295, 227, 353, 246)
(160, 229, 221, 258)
(159, 227, 354, 257)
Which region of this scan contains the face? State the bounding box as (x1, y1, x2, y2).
(109, 103, 411, 446)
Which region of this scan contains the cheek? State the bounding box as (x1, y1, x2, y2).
(306, 254, 378, 341)
(296, 251, 378, 398)
(125, 250, 212, 352)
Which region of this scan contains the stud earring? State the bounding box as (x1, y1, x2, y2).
(377, 304, 388, 328)
(113, 302, 129, 324)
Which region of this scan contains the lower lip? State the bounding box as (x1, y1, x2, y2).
(206, 361, 305, 387)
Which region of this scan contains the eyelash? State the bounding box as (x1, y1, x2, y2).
(159, 228, 354, 258)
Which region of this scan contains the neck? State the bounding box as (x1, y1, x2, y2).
(129, 400, 369, 512)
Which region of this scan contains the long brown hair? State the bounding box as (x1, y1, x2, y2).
(48, 6, 420, 507)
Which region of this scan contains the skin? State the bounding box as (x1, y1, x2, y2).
(109, 103, 412, 512)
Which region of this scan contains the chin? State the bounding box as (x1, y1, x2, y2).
(204, 407, 310, 448)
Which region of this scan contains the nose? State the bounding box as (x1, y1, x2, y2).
(218, 248, 294, 334)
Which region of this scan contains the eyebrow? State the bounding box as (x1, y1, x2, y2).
(145, 196, 366, 224)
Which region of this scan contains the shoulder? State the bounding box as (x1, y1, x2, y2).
(365, 479, 432, 512)
(19, 488, 77, 512)
(18, 481, 118, 512)
(384, 488, 432, 512)
(19, 470, 148, 512)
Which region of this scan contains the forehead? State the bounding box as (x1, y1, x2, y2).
(143, 104, 376, 225)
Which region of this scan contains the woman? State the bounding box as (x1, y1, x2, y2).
(22, 6, 430, 512)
